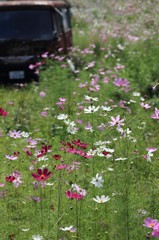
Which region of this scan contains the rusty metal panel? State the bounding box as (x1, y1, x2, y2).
(0, 1, 69, 8)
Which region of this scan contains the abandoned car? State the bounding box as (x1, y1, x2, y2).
(0, 0, 72, 82)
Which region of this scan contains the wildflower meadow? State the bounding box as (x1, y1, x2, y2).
(1, 0, 159, 239)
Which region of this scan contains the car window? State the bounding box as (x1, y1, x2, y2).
(0, 9, 54, 40)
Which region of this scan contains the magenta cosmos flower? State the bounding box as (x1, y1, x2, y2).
(32, 168, 52, 181)
(65, 191, 84, 200)
(143, 217, 158, 228)
(0, 107, 8, 116)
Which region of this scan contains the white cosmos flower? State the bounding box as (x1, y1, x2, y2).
(60, 226, 76, 232)
(56, 114, 68, 120)
(67, 59, 76, 72)
(101, 106, 112, 111)
(96, 146, 114, 158)
(115, 157, 127, 161)
(133, 92, 141, 97)
(32, 235, 43, 240)
(87, 149, 97, 156)
(91, 173, 104, 188)
(84, 95, 98, 101)
(64, 119, 76, 126)
(145, 150, 154, 162)
(94, 140, 111, 146)
(107, 167, 114, 171)
(93, 195, 110, 203)
(21, 131, 30, 138)
(84, 106, 100, 113)
(38, 156, 48, 161)
(67, 125, 78, 134)
(46, 182, 54, 186)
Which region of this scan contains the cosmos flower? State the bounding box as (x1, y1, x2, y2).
(32, 168, 52, 181)
(113, 78, 129, 88)
(93, 195, 110, 203)
(32, 235, 43, 240)
(60, 225, 76, 232)
(152, 223, 159, 238)
(52, 154, 61, 160)
(84, 95, 98, 101)
(109, 115, 125, 128)
(72, 139, 89, 149)
(56, 114, 68, 120)
(0, 107, 8, 116)
(65, 191, 84, 200)
(84, 106, 100, 113)
(91, 173, 104, 188)
(39, 91, 46, 97)
(143, 217, 158, 228)
(71, 184, 87, 196)
(6, 171, 22, 187)
(141, 102, 151, 109)
(8, 130, 21, 139)
(55, 164, 67, 170)
(151, 108, 159, 119)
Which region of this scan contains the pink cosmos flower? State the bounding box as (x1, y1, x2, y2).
(32, 196, 41, 202)
(55, 164, 67, 170)
(29, 62, 42, 70)
(114, 65, 125, 71)
(152, 223, 159, 238)
(13, 177, 23, 188)
(66, 163, 80, 173)
(143, 217, 158, 228)
(5, 155, 18, 161)
(151, 108, 159, 119)
(85, 123, 93, 131)
(40, 111, 48, 117)
(141, 102, 151, 109)
(6, 171, 22, 188)
(26, 138, 38, 148)
(72, 184, 87, 196)
(65, 190, 84, 200)
(113, 78, 129, 87)
(113, 78, 130, 92)
(39, 91, 46, 97)
(146, 148, 157, 152)
(109, 115, 125, 128)
(8, 130, 21, 138)
(41, 52, 48, 58)
(5, 151, 20, 160)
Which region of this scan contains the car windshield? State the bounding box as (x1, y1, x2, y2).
(0, 9, 54, 40)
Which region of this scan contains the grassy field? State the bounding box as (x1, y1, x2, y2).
(1, 1, 159, 239)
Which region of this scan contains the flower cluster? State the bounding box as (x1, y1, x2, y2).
(0, 107, 8, 116)
(143, 217, 159, 238)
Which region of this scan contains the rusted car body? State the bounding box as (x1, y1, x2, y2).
(0, 0, 72, 82)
